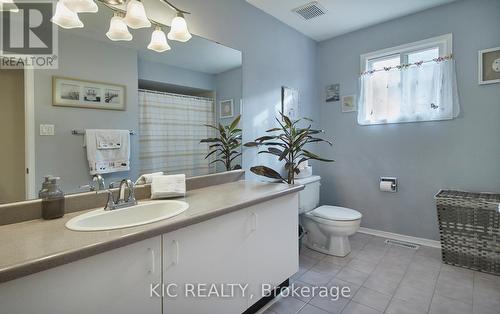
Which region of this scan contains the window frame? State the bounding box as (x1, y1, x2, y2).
(360, 33, 453, 73)
(358, 34, 453, 125)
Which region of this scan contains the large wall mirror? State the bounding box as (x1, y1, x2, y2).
(0, 1, 242, 203)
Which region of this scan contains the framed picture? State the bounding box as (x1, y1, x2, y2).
(326, 84, 340, 102)
(342, 95, 357, 112)
(281, 86, 299, 120)
(220, 99, 234, 118)
(53, 76, 126, 110)
(478, 47, 500, 85)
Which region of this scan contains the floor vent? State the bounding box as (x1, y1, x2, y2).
(292, 1, 327, 20)
(385, 239, 420, 250)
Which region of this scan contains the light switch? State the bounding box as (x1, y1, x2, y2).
(40, 124, 55, 136)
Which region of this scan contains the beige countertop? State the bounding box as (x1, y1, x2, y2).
(0, 180, 303, 283)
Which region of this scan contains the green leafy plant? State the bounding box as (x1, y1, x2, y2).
(245, 113, 334, 184)
(201, 115, 242, 171)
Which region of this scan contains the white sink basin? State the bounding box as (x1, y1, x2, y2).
(66, 200, 189, 231)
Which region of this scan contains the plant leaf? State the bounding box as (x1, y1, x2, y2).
(200, 138, 222, 143)
(203, 124, 219, 130)
(244, 142, 259, 147)
(229, 115, 241, 130)
(303, 150, 335, 162)
(307, 138, 333, 146)
(250, 166, 284, 181)
(255, 135, 278, 142)
(230, 153, 242, 162)
(204, 149, 219, 159)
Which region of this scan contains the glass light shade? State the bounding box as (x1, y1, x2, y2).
(51, 1, 84, 29)
(63, 0, 98, 13)
(124, 0, 151, 29)
(167, 13, 192, 42)
(147, 27, 170, 53)
(106, 14, 132, 41)
(0, 0, 19, 12)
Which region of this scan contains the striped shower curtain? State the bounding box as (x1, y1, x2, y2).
(138, 90, 216, 177)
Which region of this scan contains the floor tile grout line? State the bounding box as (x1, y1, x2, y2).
(423, 259, 442, 314)
(297, 237, 447, 314)
(372, 244, 418, 313)
(302, 239, 369, 313)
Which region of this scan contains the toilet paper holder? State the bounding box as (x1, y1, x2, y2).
(380, 177, 398, 192)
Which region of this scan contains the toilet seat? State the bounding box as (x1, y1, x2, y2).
(310, 205, 362, 221)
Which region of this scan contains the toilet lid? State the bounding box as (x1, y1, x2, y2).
(311, 205, 362, 221)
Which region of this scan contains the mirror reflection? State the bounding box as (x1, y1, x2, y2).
(0, 3, 242, 203)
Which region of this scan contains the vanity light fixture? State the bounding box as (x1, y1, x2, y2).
(148, 26, 171, 52)
(63, 0, 98, 13)
(50, 0, 192, 52)
(51, 0, 84, 29)
(0, 0, 19, 12)
(106, 12, 132, 41)
(167, 12, 191, 42)
(124, 0, 151, 29)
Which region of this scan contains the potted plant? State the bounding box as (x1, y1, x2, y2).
(200, 115, 242, 171)
(245, 113, 334, 249)
(244, 113, 334, 184)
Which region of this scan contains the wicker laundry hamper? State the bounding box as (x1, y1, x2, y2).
(435, 190, 500, 275)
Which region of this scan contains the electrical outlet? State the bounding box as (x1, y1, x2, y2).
(40, 124, 55, 136)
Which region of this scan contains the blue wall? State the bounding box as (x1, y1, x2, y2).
(316, 0, 500, 240)
(138, 59, 216, 92)
(174, 0, 319, 178)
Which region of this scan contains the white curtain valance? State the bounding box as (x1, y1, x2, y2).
(357, 58, 460, 125)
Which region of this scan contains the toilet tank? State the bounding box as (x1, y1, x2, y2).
(295, 176, 321, 214)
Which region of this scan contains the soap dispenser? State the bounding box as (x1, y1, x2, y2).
(39, 176, 65, 220)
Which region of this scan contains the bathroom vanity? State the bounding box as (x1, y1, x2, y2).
(0, 178, 302, 314)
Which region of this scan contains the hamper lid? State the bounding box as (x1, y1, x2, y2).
(435, 190, 500, 204)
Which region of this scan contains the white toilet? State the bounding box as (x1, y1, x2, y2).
(296, 176, 362, 257)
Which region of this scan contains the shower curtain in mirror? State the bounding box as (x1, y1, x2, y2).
(138, 90, 216, 177)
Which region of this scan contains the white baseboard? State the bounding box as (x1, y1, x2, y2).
(358, 227, 441, 249)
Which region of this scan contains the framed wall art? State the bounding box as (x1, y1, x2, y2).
(53, 76, 126, 110)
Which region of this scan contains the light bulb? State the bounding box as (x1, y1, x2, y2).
(147, 26, 170, 53)
(63, 0, 98, 13)
(124, 0, 151, 29)
(0, 0, 19, 12)
(106, 13, 132, 41)
(167, 12, 192, 42)
(51, 1, 84, 29)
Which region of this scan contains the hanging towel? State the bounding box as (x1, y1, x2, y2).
(151, 174, 186, 199)
(135, 172, 164, 185)
(85, 129, 130, 175)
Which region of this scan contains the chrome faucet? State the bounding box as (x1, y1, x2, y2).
(79, 174, 106, 192)
(104, 179, 137, 211)
(92, 174, 106, 191)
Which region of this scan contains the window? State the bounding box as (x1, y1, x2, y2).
(358, 34, 459, 125)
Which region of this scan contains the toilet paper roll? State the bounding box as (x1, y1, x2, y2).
(380, 181, 394, 192)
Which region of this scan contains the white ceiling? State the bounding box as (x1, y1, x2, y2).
(64, 1, 241, 74)
(246, 0, 458, 41)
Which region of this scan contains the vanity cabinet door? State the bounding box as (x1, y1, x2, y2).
(0, 237, 162, 314)
(162, 209, 249, 314)
(246, 194, 299, 307)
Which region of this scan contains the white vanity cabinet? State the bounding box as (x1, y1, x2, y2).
(162, 208, 250, 314)
(162, 194, 299, 314)
(0, 237, 162, 314)
(246, 194, 299, 308)
(0, 193, 299, 314)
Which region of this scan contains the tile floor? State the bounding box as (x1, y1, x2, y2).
(263, 233, 500, 314)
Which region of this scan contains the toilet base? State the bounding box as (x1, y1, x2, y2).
(305, 235, 352, 257)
